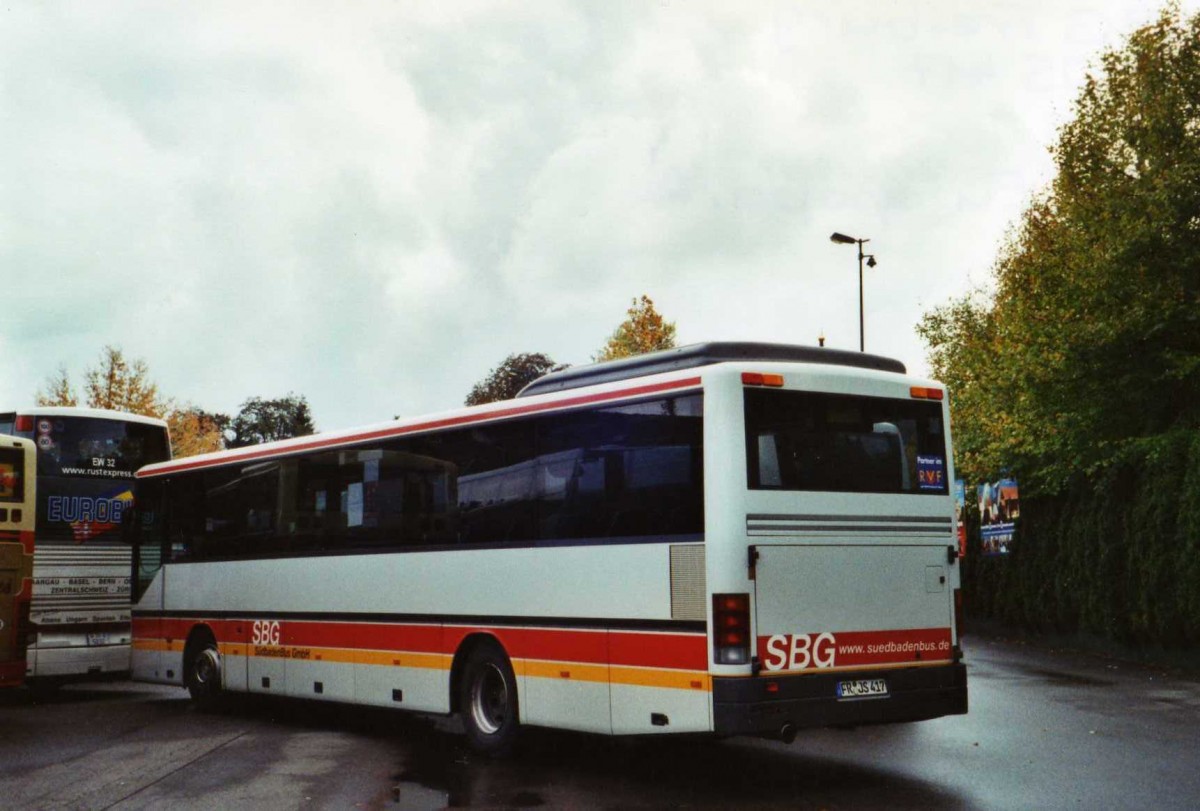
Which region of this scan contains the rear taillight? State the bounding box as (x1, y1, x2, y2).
(14, 415, 33, 432)
(954, 588, 965, 637)
(713, 593, 751, 665)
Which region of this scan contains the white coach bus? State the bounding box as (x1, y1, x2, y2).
(0, 408, 170, 688)
(129, 343, 967, 753)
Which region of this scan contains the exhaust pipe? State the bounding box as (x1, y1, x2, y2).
(778, 723, 797, 744)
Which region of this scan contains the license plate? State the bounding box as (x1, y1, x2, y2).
(86, 632, 111, 646)
(836, 678, 889, 700)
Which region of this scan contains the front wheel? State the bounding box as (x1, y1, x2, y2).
(186, 637, 223, 710)
(459, 640, 520, 756)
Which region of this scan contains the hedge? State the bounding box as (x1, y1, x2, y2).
(962, 430, 1200, 648)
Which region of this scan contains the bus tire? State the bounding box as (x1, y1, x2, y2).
(459, 639, 520, 756)
(185, 632, 223, 711)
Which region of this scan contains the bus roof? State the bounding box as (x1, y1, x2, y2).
(6, 406, 168, 428)
(516, 342, 906, 398)
(138, 343, 917, 481)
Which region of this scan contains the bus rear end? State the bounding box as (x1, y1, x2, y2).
(0, 437, 36, 687)
(3, 409, 170, 685)
(708, 364, 967, 739)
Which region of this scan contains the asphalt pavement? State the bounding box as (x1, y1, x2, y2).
(0, 635, 1196, 809)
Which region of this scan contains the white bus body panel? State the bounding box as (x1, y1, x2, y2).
(147, 541, 710, 733)
(27, 546, 132, 679)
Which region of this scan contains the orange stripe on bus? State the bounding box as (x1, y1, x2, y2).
(145, 636, 710, 692)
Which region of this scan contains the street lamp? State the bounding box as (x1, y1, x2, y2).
(829, 232, 877, 352)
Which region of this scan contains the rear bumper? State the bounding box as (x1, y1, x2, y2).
(26, 643, 131, 680)
(713, 662, 967, 736)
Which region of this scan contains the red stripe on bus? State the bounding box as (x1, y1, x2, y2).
(609, 630, 709, 671)
(138, 616, 707, 671)
(140, 377, 703, 479)
(447, 626, 609, 665)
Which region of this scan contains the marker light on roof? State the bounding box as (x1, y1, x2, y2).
(741, 373, 784, 387)
(910, 386, 944, 401)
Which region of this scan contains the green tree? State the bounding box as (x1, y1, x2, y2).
(226, 394, 315, 447)
(465, 353, 565, 406)
(919, 6, 1200, 494)
(594, 295, 677, 363)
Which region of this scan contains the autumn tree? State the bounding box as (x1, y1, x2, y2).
(167, 407, 227, 458)
(594, 295, 678, 363)
(225, 394, 315, 448)
(465, 353, 565, 406)
(35, 366, 79, 407)
(36, 346, 225, 458)
(83, 346, 167, 415)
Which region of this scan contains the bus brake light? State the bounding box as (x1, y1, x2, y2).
(14, 416, 33, 432)
(910, 386, 944, 401)
(713, 593, 751, 665)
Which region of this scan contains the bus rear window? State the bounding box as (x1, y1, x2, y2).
(16, 417, 169, 479)
(0, 447, 25, 502)
(745, 389, 948, 495)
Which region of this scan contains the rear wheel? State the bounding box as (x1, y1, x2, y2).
(459, 639, 520, 756)
(185, 634, 223, 710)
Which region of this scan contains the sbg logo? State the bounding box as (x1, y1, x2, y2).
(763, 632, 837, 671)
(251, 620, 281, 646)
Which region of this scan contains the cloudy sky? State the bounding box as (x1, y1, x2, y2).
(1, 1, 1189, 431)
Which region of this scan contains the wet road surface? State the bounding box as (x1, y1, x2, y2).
(1, 636, 1197, 809)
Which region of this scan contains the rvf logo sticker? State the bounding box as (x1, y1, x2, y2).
(917, 456, 945, 491)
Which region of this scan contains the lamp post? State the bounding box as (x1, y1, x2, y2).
(830, 232, 877, 352)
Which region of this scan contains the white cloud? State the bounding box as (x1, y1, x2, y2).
(1, 0, 1189, 428)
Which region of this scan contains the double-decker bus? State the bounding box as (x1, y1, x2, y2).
(0, 408, 171, 688)
(0, 436, 36, 687)
(129, 343, 966, 753)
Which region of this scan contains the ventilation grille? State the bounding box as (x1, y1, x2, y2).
(670, 544, 706, 621)
(747, 514, 952, 539)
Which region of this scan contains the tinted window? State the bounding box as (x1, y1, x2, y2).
(133, 478, 167, 601)
(745, 389, 947, 495)
(416, 421, 537, 544)
(537, 395, 703, 539)
(164, 394, 703, 561)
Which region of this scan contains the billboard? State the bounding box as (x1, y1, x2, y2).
(978, 478, 1018, 555)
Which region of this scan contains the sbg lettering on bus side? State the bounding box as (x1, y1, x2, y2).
(251, 620, 281, 646)
(763, 632, 837, 671)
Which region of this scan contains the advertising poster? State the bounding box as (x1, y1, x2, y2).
(978, 478, 1019, 555)
(954, 479, 967, 557)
